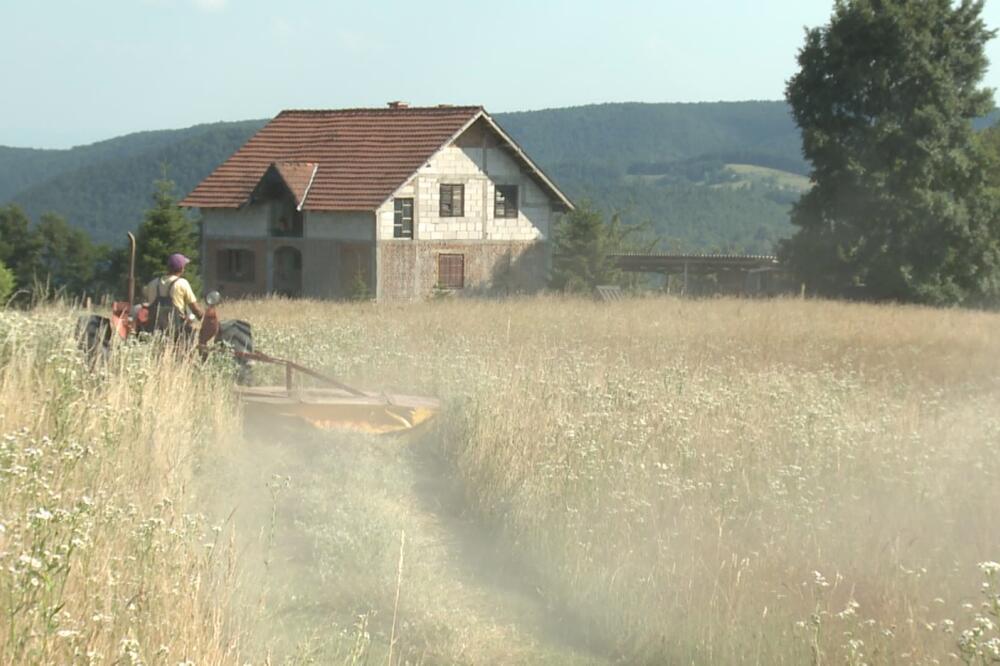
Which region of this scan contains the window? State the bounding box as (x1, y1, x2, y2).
(271, 208, 304, 237)
(439, 184, 464, 217)
(437, 254, 465, 289)
(393, 198, 414, 238)
(494, 185, 519, 219)
(217, 249, 255, 283)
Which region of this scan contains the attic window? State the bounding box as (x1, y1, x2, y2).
(440, 184, 464, 217)
(271, 208, 304, 237)
(494, 185, 518, 218)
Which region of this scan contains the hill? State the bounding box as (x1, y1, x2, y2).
(11, 120, 265, 241)
(5, 102, 997, 252)
(0, 102, 806, 251)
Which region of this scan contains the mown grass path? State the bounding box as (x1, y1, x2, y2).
(207, 414, 609, 665)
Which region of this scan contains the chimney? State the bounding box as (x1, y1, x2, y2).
(387, 101, 409, 109)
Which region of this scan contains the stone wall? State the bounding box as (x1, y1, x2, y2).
(375, 118, 559, 244)
(377, 240, 547, 301)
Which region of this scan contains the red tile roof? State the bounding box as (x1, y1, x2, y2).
(181, 106, 483, 211)
(271, 162, 317, 209)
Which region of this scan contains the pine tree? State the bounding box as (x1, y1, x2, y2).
(549, 203, 651, 292)
(781, 0, 1000, 305)
(134, 179, 202, 294)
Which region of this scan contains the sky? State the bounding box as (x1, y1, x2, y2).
(3, 0, 1000, 149)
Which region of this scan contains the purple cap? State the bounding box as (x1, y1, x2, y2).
(167, 253, 190, 273)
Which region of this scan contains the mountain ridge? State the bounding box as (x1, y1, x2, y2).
(2, 101, 994, 252)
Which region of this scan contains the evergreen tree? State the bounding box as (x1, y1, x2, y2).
(781, 0, 999, 305)
(549, 203, 652, 292)
(134, 179, 201, 293)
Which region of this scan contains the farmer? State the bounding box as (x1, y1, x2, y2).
(143, 253, 203, 337)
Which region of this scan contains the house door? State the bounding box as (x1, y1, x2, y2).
(273, 246, 302, 297)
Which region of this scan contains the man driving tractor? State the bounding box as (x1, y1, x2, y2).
(143, 253, 203, 337)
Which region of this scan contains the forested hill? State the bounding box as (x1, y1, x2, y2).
(497, 101, 805, 174)
(2, 101, 812, 251)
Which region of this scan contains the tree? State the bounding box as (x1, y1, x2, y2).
(36, 213, 104, 295)
(781, 0, 1000, 305)
(979, 124, 1000, 190)
(134, 179, 201, 293)
(549, 202, 653, 293)
(0, 205, 42, 290)
(0, 262, 13, 305)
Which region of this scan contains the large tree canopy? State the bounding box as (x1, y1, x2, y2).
(781, 0, 999, 305)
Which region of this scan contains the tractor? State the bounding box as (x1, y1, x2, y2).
(75, 233, 437, 434)
(75, 233, 253, 376)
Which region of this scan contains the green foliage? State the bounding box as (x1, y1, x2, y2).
(549, 203, 653, 292)
(0, 105, 807, 252)
(979, 125, 1000, 190)
(4, 102, 997, 259)
(4, 121, 266, 243)
(782, 0, 1000, 305)
(0, 206, 42, 288)
(134, 179, 202, 293)
(0, 261, 13, 305)
(37, 213, 106, 295)
(571, 179, 795, 254)
(349, 268, 371, 301)
(498, 101, 806, 176)
(0, 205, 116, 301)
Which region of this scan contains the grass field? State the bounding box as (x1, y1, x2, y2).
(2, 296, 999, 664)
(722, 163, 812, 191)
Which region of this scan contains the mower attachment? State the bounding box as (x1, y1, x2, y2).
(232, 351, 439, 435)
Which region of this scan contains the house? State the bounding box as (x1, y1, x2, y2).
(181, 103, 574, 300)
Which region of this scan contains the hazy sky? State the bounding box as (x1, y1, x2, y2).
(4, 0, 1000, 149)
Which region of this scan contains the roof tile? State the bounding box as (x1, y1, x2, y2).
(181, 106, 482, 210)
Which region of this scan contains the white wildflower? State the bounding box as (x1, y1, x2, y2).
(980, 562, 1000, 576)
(18, 554, 43, 570)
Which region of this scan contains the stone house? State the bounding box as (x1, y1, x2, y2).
(181, 104, 573, 300)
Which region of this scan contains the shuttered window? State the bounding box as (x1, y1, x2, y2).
(393, 198, 414, 238)
(217, 249, 255, 282)
(439, 184, 464, 217)
(494, 185, 518, 218)
(437, 254, 465, 289)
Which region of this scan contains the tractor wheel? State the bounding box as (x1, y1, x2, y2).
(217, 319, 253, 384)
(76, 314, 112, 365)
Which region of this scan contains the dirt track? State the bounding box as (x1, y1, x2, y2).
(206, 415, 609, 664)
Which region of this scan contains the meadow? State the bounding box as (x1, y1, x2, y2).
(2, 295, 999, 664)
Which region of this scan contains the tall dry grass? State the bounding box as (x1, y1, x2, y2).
(0, 308, 243, 664)
(4, 295, 998, 664)
(231, 295, 1000, 664)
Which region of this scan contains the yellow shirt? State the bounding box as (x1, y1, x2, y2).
(143, 276, 198, 314)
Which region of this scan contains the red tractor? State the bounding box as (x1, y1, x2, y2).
(75, 233, 254, 378)
(75, 235, 438, 434)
